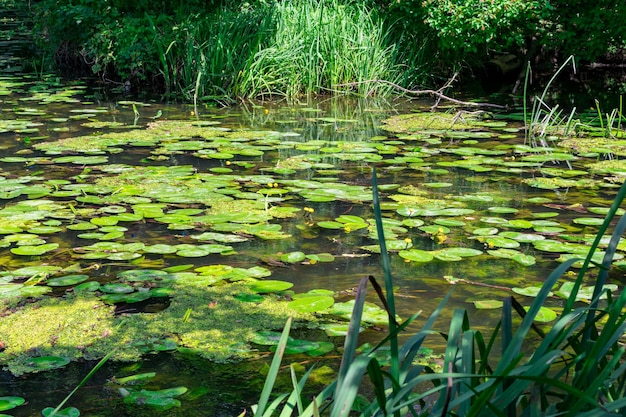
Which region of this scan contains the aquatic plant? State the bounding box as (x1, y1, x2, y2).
(250, 169, 626, 416)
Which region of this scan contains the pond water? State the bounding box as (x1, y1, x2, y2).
(2, 49, 626, 417)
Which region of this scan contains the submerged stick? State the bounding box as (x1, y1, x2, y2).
(334, 78, 507, 110)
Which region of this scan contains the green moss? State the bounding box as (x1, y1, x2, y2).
(0, 294, 117, 375)
(0, 283, 313, 375)
(381, 111, 485, 134)
(559, 137, 626, 156)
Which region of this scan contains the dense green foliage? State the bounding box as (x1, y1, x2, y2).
(25, 0, 625, 99)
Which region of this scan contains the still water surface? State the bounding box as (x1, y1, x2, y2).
(0, 76, 624, 415)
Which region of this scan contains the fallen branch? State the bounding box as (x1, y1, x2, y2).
(334, 78, 507, 110)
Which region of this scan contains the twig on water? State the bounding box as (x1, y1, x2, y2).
(334, 77, 507, 110)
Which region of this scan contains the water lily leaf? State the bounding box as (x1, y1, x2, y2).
(473, 300, 503, 309)
(176, 247, 211, 257)
(506, 219, 533, 229)
(73, 281, 101, 292)
(251, 330, 288, 345)
(532, 240, 587, 254)
(433, 218, 466, 227)
(498, 232, 545, 243)
(24, 356, 70, 372)
(47, 274, 89, 286)
(190, 232, 248, 243)
(118, 269, 170, 282)
(401, 218, 425, 227)
(305, 253, 335, 263)
(272, 339, 319, 354)
(280, 251, 306, 263)
(101, 283, 135, 294)
(42, 407, 80, 417)
(332, 300, 395, 326)
(27, 226, 62, 234)
(11, 243, 59, 256)
(399, 249, 434, 263)
(419, 225, 450, 234)
(0, 396, 25, 411)
(90, 216, 119, 226)
(305, 341, 335, 357)
(572, 217, 604, 226)
(247, 280, 293, 293)
(287, 295, 334, 313)
(472, 227, 498, 235)
(67, 222, 99, 231)
(524, 306, 557, 323)
(143, 244, 178, 254)
(113, 372, 157, 385)
(555, 282, 618, 301)
(512, 286, 546, 297)
(488, 248, 536, 266)
(317, 221, 344, 229)
(484, 237, 520, 249)
(439, 247, 483, 258)
(488, 207, 519, 214)
(235, 293, 265, 303)
(322, 323, 361, 337)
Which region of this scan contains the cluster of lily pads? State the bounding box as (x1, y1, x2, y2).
(2, 75, 626, 414)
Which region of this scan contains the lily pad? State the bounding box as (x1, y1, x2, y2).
(280, 251, 306, 263)
(247, 280, 293, 293)
(47, 275, 90, 287)
(287, 295, 335, 313)
(524, 306, 557, 323)
(399, 249, 434, 263)
(473, 300, 503, 309)
(42, 407, 80, 417)
(0, 396, 25, 411)
(24, 356, 70, 372)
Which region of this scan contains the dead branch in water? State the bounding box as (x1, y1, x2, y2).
(335, 75, 508, 110)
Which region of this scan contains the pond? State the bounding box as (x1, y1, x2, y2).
(1, 72, 626, 416)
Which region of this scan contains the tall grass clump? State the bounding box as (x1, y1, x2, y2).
(147, 5, 277, 102)
(252, 168, 626, 416)
(236, 0, 399, 99)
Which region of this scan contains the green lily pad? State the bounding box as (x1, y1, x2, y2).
(555, 282, 618, 301)
(24, 356, 70, 372)
(322, 323, 361, 337)
(287, 295, 334, 313)
(472, 227, 499, 235)
(484, 237, 520, 249)
(73, 281, 101, 292)
(512, 286, 547, 297)
(47, 274, 90, 287)
(247, 280, 293, 293)
(101, 283, 135, 294)
(234, 293, 266, 303)
(472, 300, 503, 309)
(42, 407, 80, 417)
(332, 300, 395, 326)
(11, 243, 59, 256)
(572, 217, 604, 226)
(399, 249, 434, 263)
(524, 306, 557, 323)
(488, 207, 519, 214)
(488, 248, 536, 266)
(278, 251, 305, 263)
(0, 396, 25, 411)
(120, 387, 187, 411)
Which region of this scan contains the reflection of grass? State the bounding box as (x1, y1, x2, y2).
(254, 170, 626, 416)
